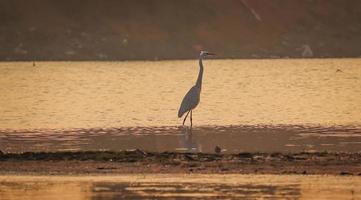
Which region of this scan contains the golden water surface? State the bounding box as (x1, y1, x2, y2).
(0, 174, 360, 199)
(0, 59, 360, 129)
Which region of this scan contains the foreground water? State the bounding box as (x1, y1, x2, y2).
(1, 59, 361, 153)
(0, 174, 360, 199)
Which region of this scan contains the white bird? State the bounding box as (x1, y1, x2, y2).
(178, 50, 215, 128)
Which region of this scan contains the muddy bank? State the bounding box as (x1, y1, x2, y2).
(1, 151, 360, 175)
(3, 125, 361, 153)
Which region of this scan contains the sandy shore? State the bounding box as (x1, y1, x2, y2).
(1, 151, 361, 175)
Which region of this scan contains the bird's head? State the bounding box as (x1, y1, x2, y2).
(200, 50, 215, 58)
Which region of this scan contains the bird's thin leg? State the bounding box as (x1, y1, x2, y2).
(190, 110, 193, 128)
(183, 111, 191, 126)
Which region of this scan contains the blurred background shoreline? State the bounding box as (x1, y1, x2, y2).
(1, 0, 361, 61)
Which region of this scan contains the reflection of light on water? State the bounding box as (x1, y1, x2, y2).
(0, 175, 360, 199)
(0, 59, 361, 129)
(177, 128, 200, 153)
(0, 179, 92, 200)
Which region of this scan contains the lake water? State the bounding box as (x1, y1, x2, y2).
(0, 174, 361, 199)
(1, 59, 361, 153)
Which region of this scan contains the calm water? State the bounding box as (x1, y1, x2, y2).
(0, 174, 361, 199)
(1, 59, 361, 153)
(1, 59, 360, 129)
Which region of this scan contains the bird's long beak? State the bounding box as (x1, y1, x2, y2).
(208, 52, 216, 56)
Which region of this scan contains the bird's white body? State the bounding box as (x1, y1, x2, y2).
(178, 51, 214, 127)
(178, 85, 200, 118)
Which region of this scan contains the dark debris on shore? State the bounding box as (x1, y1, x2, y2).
(1, 150, 360, 175)
(1, 150, 360, 163)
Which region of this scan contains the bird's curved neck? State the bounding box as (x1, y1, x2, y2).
(196, 56, 204, 89)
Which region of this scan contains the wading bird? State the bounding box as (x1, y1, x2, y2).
(178, 50, 215, 128)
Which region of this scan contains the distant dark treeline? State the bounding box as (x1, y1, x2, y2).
(0, 0, 361, 60)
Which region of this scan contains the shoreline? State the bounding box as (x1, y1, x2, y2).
(2, 57, 361, 62)
(1, 151, 360, 176)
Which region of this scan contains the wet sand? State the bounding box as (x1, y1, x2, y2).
(1, 151, 361, 176)
(2, 125, 361, 153)
(1, 125, 361, 176)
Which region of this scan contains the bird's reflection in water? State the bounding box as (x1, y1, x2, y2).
(177, 127, 201, 153)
